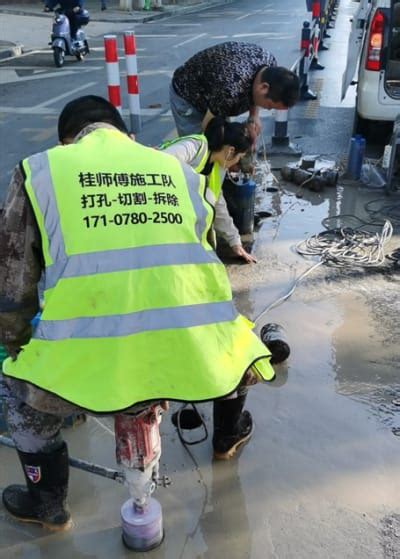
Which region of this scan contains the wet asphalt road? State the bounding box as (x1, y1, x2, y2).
(1, 1, 400, 558)
(0, 0, 307, 205)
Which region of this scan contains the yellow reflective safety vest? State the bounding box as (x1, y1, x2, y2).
(159, 134, 209, 173)
(159, 134, 224, 208)
(3, 128, 274, 413)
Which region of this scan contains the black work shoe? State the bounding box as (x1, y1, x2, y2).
(213, 410, 254, 460)
(2, 484, 72, 531)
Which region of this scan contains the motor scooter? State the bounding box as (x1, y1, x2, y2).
(50, 9, 90, 67)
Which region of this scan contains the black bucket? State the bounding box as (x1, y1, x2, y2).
(222, 177, 256, 235)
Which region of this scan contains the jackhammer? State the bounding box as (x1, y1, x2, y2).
(115, 404, 167, 551)
(0, 404, 168, 552)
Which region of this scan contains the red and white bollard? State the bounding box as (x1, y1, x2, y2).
(104, 34, 122, 113)
(123, 31, 142, 134)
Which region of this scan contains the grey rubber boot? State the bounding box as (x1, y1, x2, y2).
(2, 442, 72, 531)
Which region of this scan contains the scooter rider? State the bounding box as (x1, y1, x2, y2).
(48, 0, 87, 39)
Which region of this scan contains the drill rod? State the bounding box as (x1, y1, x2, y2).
(0, 434, 125, 484)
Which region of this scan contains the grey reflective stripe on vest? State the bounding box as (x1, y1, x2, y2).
(27, 152, 66, 264)
(205, 187, 216, 208)
(160, 135, 208, 171)
(35, 301, 238, 340)
(26, 151, 214, 289)
(180, 163, 209, 241)
(45, 244, 221, 289)
(191, 140, 208, 170)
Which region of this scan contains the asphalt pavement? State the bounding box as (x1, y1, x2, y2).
(1, 1, 399, 558)
(1, 0, 329, 204)
(0, 0, 237, 58)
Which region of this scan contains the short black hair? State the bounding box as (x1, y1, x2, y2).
(58, 95, 129, 141)
(260, 66, 300, 108)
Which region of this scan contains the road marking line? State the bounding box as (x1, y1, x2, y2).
(0, 68, 101, 85)
(233, 33, 294, 38)
(236, 12, 251, 20)
(135, 34, 178, 38)
(137, 69, 173, 77)
(173, 33, 207, 49)
(0, 106, 173, 117)
(1, 66, 50, 71)
(89, 47, 146, 52)
(20, 127, 56, 143)
(153, 23, 203, 26)
(0, 49, 46, 64)
(34, 82, 97, 109)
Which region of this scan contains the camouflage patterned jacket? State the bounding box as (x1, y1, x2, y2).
(0, 124, 118, 414)
(0, 123, 115, 357)
(0, 165, 42, 359)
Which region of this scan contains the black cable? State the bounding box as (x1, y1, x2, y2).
(172, 403, 208, 446)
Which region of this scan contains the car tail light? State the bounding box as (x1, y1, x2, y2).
(366, 10, 385, 71)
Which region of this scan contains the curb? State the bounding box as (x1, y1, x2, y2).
(0, 0, 234, 24)
(0, 43, 24, 60)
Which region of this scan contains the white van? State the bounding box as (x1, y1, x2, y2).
(342, 0, 400, 138)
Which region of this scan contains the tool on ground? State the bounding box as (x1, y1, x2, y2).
(115, 405, 165, 551)
(281, 156, 339, 191)
(260, 323, 291, 365)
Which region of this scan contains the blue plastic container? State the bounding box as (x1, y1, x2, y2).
(347, 134, 366, 180)
(222, 177, 256, 235)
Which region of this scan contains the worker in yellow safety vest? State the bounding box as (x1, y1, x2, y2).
(0, 96, 274, 532)
(160, 116, 256, 264)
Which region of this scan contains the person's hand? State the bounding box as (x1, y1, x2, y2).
(246, 117, 262, 150)
(231, 244, 257, 263)
(73, 6, 81, 12)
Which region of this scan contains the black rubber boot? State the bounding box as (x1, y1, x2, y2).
(212, 394, 254, 460)
(2, 442, 72, 531)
